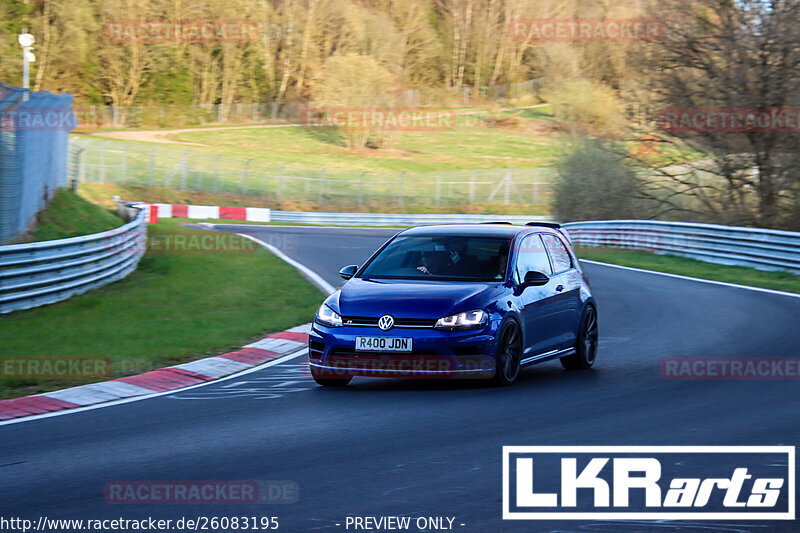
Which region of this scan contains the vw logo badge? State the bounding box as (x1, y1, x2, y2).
(378, 315, 394, 331)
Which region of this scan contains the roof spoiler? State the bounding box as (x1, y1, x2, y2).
(525, 222, 562, 229)
(527, 222, 572, 243)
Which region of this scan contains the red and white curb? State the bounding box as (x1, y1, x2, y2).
(150, 203, 271, 223)
(0, 323, 311, 422)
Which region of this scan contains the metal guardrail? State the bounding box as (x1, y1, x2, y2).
(0, 206, 147, 314)
(5, 208, 794, 316)
(269, 211, 552, 226)
(562, 220, 800, 274)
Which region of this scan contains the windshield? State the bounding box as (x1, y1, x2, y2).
(359, 235, 511, 282)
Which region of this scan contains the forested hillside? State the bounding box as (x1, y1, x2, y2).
(0, 0, 650, 107)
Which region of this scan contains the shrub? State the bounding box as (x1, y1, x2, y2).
(553, 140, 643, 222)
(310, 54, 398, 149)
(545, 79, 625, 138)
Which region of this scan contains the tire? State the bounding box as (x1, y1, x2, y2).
(561, 305, 598, 370)
(494, 320, 522, 386)
(310, 367, 352, 387)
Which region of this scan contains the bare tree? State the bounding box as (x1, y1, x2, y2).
(636, 0, 800, 228)
(95, 0, 155, 114)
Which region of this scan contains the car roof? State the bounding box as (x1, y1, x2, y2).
(398, 224, 556, 238)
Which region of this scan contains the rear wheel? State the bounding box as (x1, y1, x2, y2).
(495, 320, 522, 386)
(310, 367, 352, 387)
(561, 305, 598, 370)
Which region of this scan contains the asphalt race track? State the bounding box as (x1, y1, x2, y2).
(2, 224, 799, 532)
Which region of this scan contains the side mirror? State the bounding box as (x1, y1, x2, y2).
(339, 265, 358, 280)
(521, 270, 550, 288)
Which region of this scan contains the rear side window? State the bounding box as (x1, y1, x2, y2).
(515, 234, 552, 278)
(542, 234, 573, 273)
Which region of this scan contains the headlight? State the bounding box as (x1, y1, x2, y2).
(315, 304, 342, 327)
(434, 309, 488, 331)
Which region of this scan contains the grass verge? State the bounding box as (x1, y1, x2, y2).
(0, 218, 323, 399)
(576, 246, 800, 294)
(20, 188, 122, 242)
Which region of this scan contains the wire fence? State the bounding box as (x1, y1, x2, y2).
(68, 138, 556, 212)
(73, 78, 544, 129)
(0, 82, 75, 244)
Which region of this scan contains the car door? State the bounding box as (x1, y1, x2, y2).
(513, 233, 561, 357)
(541, 233, 581, 348)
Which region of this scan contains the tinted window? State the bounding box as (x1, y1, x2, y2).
(542, 234, 573, 273)
(360, 235, 511, 281)
(515, 234, 552, 279)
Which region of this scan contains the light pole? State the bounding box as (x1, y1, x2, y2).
(18, 32, 35, 100)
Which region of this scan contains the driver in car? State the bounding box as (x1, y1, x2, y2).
(416, 250, 448, 275)
(416, 241, 472, 276)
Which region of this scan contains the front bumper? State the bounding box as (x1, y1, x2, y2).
(308, 322, 498, 379)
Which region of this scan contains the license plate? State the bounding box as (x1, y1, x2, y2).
(355, 336, 413, 352)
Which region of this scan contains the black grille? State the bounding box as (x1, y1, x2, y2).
(308, 340, 325, 360)
(332, 349, 441, 358)
(452, 344, 486, 356)
(341, 316, 437, 328)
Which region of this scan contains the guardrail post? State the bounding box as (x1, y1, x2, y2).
(79, 139, 91, 183)
(276, 164, 285, 201)
(99, 141, 110, 184)
(504, 169, 511, 205)
(120, 143, 130, 184)
(213, 155, 221, 193)
(242, 159, 252, 195)
(358, 171, 365, 208)
(180, 150, 188, 190)
(398, 171, 405, 208)
(469, 170, 476, 204)
(318, 169, 326, 206)
(148, 146, 156, 187)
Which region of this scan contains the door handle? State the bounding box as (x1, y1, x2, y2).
(556, 284, 564, 292)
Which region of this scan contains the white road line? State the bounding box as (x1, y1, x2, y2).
(582, 259, 800, 299)
(238, 233, 336, 294)
(0, 349, 308, 427)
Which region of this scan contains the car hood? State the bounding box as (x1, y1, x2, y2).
(337, 278, 504, 319)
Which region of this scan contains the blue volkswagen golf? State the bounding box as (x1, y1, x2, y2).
(308, 222, 598, 386)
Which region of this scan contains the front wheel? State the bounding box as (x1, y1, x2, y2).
(494, 320, 522, 386)
(561, 305, 598, 370)
(310, 367, 352, 387)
